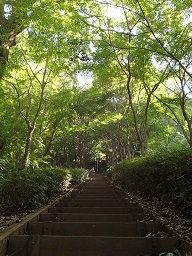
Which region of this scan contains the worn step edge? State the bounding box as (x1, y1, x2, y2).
(39, 212, 149, 222)
(48, 206, 143, 214)
(8, 235, 188, 256)
(27, 222, 163, 237)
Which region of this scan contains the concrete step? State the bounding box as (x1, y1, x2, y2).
(27, 222, 162, 237)
(8, 235, 181, 256)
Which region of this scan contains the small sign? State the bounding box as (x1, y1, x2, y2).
(96, 153, 100, 159)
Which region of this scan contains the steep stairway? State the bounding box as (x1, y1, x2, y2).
(7, 174, 189, 256)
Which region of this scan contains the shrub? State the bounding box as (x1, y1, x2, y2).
(0, 168, 71, 214)
(34, 168, 71, 197)
(108, 148, 192, 217)
(0, 167, 89, 214)
(69, 168, 89, 185)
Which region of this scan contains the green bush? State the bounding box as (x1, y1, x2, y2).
(108, 148, 192, 217)
(0, 168, 71, 214)
(69, 168, 89, 185)
(0, 167, 89, 214)
(34, 168, 71, 197)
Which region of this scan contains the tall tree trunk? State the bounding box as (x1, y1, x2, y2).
(0, 0, 38, 78)
(0, 2, 24, 78)
(0, 31, 18, 78)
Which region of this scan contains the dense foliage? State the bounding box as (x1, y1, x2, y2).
(108, 148, 192, 218)
(0, 167, 88, 214)
(0, 0, 191, 169)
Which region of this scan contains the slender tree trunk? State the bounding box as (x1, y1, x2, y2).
(44, 120, 59, 156)
(44, 129, 56, 157)
(154, 94, 191, 146)
(180, 82, 192, 148)
(126, 135, 132, 159)
(20, 67, 47, 169)
(126, 77, 146, 156)
(140, 141, 146, 156)
(22, 125, 34, 169)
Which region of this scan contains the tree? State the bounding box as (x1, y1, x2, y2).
(3, 55, 52, 168)
(1, 0, 192, 169)
(0, 0, 37, 78)
(83, 0, 192, 154)
(152, 69, 192, 148)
